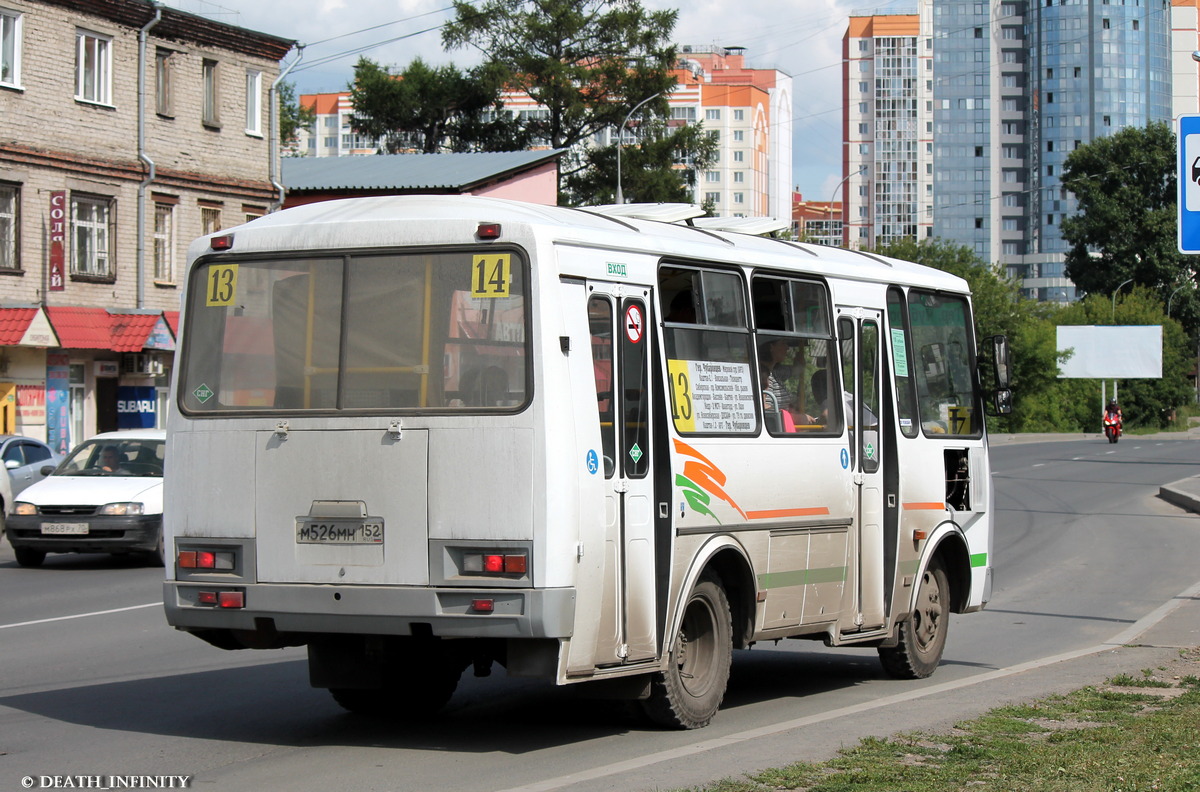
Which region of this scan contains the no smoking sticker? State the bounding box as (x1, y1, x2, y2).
(625, 304, 644, 344)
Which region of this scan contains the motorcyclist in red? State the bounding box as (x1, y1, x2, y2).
(1103, 399, 1123, 443)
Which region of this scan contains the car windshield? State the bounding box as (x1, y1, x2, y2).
(56, 439, 165, 477)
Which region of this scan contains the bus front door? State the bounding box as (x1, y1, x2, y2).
(587, 285, 657, 665)
(837, 309, 886, 631)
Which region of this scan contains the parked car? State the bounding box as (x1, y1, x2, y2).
(2, 435, 65, 499)
(4, 430, 166, 568)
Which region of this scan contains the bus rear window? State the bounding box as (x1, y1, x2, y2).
(179, 249, 529, 413)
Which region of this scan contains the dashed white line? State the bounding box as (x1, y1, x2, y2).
(0, 602, 159, 630)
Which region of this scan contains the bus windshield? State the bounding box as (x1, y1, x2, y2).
(178, 249, 529, 414)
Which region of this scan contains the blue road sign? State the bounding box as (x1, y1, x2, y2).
(1178, 114, 1200, 253)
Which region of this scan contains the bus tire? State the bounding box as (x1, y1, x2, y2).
(328, 643, 465, 718)
(879, 557, 950, 679)
(640, 571, 732, 729)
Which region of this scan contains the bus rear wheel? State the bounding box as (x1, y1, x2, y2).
(326, 640, 465, 718)
(879, 558, 950, 679)
(640, 572, 732, 729)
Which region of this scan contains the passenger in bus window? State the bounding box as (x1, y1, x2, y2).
(759, 339, 816, 430)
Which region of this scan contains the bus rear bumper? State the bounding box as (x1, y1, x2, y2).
(163, 581, 576, 641)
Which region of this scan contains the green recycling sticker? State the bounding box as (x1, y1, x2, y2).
(629, 443, 643, 463)
(193, 383, 214, 404)
(865, 442, 876, 460)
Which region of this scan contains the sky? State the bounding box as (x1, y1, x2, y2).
(161, 0, 915, 202)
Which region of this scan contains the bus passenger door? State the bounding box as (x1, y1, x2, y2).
(587, 285, 657, 665)
(838, 309, 886, 631)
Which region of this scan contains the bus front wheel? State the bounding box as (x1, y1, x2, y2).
(640, 571, 732, 729)
(879, 558, 950, 679)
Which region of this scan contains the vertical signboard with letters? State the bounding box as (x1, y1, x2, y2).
(49, 191, 66, 290)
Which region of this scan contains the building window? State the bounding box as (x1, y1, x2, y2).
(705, 171, 720, 183)
(202, 59, 220, 126)
(705, 192, 720, 204)
(733, 109, 744, 121)
(705, 108, 720, 121)
(71, 195, 112, 277)
(1102, 18, 1109, 29)
(245, 69, 262, 135)
(1, 8, 22, 87)
(200, 205, 222, 235)
(155, 49, 173, 116)
(732, 130, 744, 142)
(0, 182, 17, 271)
(733, 171, 744, 183)
(734, 192, 744, 204)
(733, 150, 744, 163)
(153, 203, 174, 282)
(858, 123, 869, 134)
(75, 30, 112, 104)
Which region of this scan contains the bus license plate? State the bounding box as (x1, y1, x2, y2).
(42, 522, 89, 535)
(296, 520, 384, 545)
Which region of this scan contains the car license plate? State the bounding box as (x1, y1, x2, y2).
(296, 520, 383, 545)
(41, 522, 89, 535)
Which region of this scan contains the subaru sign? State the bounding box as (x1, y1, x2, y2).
(117, 386, 158, 429)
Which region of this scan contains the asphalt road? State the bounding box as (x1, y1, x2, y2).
(2, 434, 1199, 792)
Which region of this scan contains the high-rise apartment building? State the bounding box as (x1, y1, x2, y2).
(843, 13, 933, 249)
(298, 46, 793, 219)
(845, 1, 1174, 302)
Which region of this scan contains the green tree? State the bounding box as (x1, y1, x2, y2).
(349, 57, 524, 154)
(562, 117, 718, 204)
(442, 0, 680, 194)
(873, 238, 1065, 432)
(277, 81, 315, 156)
(1061, 122, 1200, 337)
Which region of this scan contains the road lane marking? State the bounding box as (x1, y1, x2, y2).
(0, 602, 159, 630)
(495, 579, 1200, 792)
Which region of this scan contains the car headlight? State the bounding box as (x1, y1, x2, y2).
(99, 502, 145, 516)
(14, 502, 38, 516)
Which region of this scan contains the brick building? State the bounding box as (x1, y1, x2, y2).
(0, 0, 292, 450)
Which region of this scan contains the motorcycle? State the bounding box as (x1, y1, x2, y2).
(1103, 412, 1122, 443)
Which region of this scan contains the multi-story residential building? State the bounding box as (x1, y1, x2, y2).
(845, 1, 1174, 302)
(0, 0, 292, 448)
(843, 12, 934, 250)
(297, 46, 794, 221)
(1172, 0, 1200, 118)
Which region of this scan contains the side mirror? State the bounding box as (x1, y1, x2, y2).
(4, 459, 18, 470)
(979, 335, 1013, 417)
(40, 464, 56, 476)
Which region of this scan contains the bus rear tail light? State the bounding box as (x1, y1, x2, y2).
(462, 552, 527, 575)
(178, 549, 236, 570)
(471, 599, 495, 613)
(196, 590, 244, 608)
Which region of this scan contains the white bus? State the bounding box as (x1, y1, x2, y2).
(163, 196, 1011, 729)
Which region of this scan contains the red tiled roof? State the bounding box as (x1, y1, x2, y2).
(44, 306, 166, 351)
(44, 306, 112, 349)
(110, 312, 163, 353)
(0, 307, 38, 345)
(164, 311, 180, 335)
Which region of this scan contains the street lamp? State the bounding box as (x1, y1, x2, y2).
(830, 166, 867, 247)
(1168, 283, 1188, 316)
(1112, 278, 1133, 321)
(615, 92, 663, 205)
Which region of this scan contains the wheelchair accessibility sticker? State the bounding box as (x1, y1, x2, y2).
(586, 449, 599, 475)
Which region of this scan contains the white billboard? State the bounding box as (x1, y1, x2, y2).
(1056, 325, 1162, 379)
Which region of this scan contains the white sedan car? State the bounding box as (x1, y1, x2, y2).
(4, 430, 165, 568)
